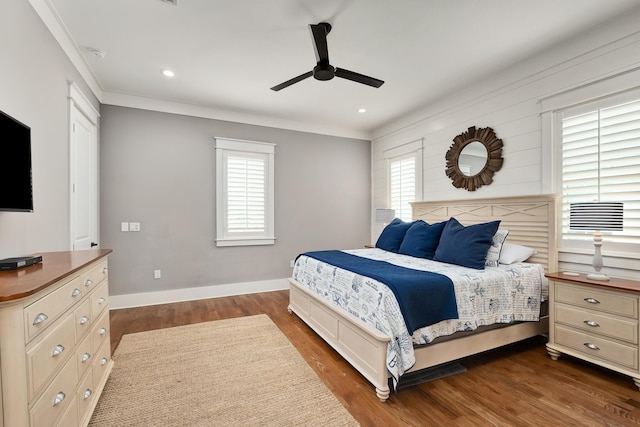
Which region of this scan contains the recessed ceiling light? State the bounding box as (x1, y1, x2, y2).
(162, 69, 175, 78)
(358, 108, 367, 113)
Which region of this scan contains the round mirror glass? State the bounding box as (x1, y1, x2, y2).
(457, 141, 488, 176)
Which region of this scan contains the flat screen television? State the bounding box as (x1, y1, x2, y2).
(0, 109, 33, 212)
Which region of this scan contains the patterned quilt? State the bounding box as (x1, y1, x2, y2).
(292, 248, 547, 385)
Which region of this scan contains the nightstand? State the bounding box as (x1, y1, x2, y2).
(546, 272, 640, 390)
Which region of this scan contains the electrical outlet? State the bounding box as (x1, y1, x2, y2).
(290, 260, 295, 268)
(129, 222, 141, 232)
(154, 270, 161, 279)
(121, 222, 129, 232)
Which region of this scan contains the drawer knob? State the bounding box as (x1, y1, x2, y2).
(584, 320, 600, 327)
(101, 357, 108, 365)
(98, 297, 106, 305)
(52, 344, 65, 357)
(99, 327, 107, 336)
(53, 392, 65, 406)
(85, 279, 93, 287)
(584, 342, 600, 351)
(80, 315, 90, 325)
(584, 297, 600, 304)
(83, 389, 93, 400)
(82, 352, 91, 363)
(71, 288, 81, 297)
(102, 267, 108, 274)
(33, 313, 49, 325)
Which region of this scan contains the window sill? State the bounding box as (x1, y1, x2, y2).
(215, 237, 275, 247)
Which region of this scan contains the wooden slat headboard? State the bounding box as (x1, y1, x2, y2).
(411, 194, 559, 272)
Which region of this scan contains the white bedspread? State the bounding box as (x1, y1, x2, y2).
(292, 248, 547, 385)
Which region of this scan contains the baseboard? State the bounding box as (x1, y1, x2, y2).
(109, 278, 289, 309)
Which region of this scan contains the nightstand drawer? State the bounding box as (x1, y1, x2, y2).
(555, 325, 638, 370)
(555, 304, 638, 344)
(555, 282, 637, 318)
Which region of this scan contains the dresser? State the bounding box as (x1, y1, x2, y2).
(546, 272, 640, 389)
(0, 250, 113, 427)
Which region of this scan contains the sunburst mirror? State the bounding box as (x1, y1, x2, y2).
(445, 126, 504, 191)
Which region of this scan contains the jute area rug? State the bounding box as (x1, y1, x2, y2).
(89, 314, 358, 426)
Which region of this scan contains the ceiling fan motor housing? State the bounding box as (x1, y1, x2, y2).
(313, 62, 335, 80)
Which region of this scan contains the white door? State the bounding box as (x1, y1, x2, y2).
(69, 83, 99, 251)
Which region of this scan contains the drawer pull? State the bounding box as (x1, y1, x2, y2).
(83, 389, 93, 400)
(584, 343, 600, 351)
(33, 313, 49, 325)
(97, 297, 106, 305)
(584, 320, 600, 327)
(52, 344, 65, 357)
(102, 267, 108, 274)
(584, 297, 600, 304)
(71, 288, 81, 297)
(82, 352, 91, 363)
(85, 279, 93, 287)
(99, 327, 107, 336)
(101, 357, 108, 365)
(53, 392, 65, 406)
(80, 315, 90, 325)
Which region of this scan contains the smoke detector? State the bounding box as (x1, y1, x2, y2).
(87, 48, 106, 59)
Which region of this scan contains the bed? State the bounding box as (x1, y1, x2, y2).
(288, 194, 559, 401)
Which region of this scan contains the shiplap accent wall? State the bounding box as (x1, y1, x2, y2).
(372, 9, 640, 280)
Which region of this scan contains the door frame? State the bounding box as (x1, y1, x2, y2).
(68, 81, 100, 250)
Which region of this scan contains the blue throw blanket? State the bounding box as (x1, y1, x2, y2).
(300, 250, 458, 334)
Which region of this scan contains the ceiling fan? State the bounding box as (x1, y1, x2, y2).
(271, 22, 384, 91)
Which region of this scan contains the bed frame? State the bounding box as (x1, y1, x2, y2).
(288, 194, 559, 401)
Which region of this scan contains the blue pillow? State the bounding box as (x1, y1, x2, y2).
(398, 220, 446, 259)
(375, 218, 412, 252)
(433, 218, 501, 269)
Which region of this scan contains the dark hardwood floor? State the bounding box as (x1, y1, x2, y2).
(109, 290, 640, 426)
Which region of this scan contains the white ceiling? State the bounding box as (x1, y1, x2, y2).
(42, 0, 640, 139)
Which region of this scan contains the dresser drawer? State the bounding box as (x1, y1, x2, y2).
(81, 260, 108, 292)
(555, 282, 637, 318)
(90, 280, 109, 319)
(73, 299, 92, 340)
(91, 310, 110, 354)
(76, 370, 95, 424)
(93, 340, 111, 387)
(55, 396, 78, 427)
(24, 276, 83, 342)
(555, 304, 638, 344)
(27, 313, 76, 399)
(555, 325, 638, 371)
(30, 356, 78, 427)
(75, 332, 93, 380)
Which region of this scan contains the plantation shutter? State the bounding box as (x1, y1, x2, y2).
(390, 156, 416, 222)
(561, 97, 640, 244)
(226, 153, 266, 233)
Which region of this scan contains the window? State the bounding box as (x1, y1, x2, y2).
(215, 137, 275, 247)
(558, 91, 640, 248)
(385, 140, 422, 222)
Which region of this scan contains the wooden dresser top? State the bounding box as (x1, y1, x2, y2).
(0, 249, 112, 302)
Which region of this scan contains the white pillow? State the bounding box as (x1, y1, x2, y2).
(485, 229, 509, 267)
(499, 243, 537, 264)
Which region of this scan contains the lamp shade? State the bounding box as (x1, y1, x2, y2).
(375, 208, 396, 223)
(569, 202, 624, 231)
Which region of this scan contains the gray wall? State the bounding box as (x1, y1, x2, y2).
(100, 106, 371, 296)
(0, 0, 99, 258)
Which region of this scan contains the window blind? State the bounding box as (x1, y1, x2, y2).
(561, 97, 640, 244)
(389, 156, 415, 222)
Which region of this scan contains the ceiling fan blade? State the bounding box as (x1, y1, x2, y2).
(335, 68, 384, 88)
(310, 23, 331, 64)
(270, 71, 313, 91)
